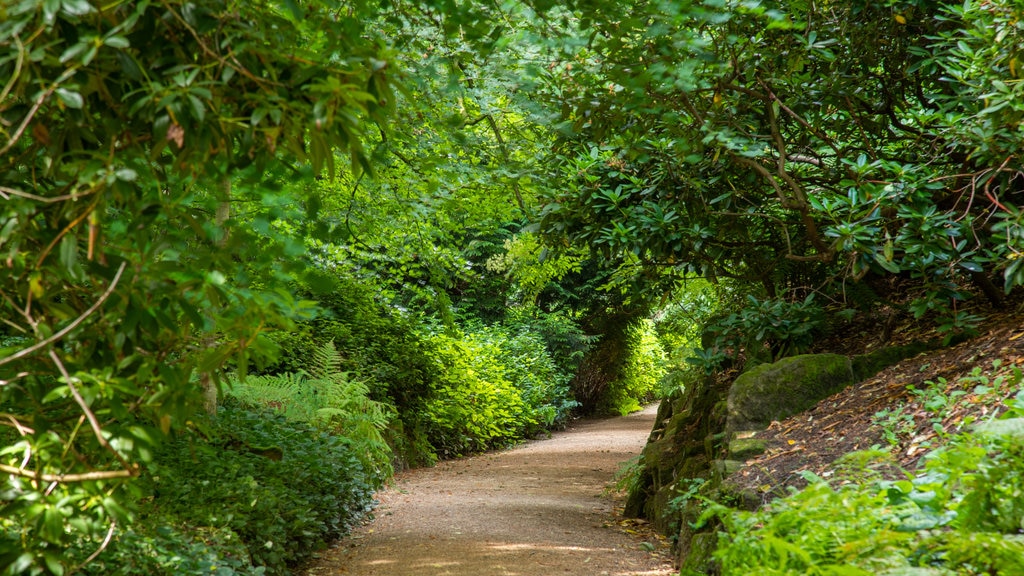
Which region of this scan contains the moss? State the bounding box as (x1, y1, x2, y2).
(852, 341, 932, 381)
(727, 353, 854, 432)
(712, 459, 745, 480)
(728, 437, 767, 460)
(679, 532, 718, 575)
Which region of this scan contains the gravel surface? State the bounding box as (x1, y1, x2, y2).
(304, 405, 675, 576)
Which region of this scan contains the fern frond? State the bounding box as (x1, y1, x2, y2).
(309, 340, 344, 381)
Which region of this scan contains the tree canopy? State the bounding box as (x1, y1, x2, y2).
(2, 0, 1024, 572)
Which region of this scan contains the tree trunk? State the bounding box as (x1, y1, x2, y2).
(200, 177, 231, 415)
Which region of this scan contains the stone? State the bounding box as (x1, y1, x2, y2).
(678, 532, 718, 575)
(712, 459, 744, 479)
(727, 353, 854, 433)
(728, 437, 767, 460)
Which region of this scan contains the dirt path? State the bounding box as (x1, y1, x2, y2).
(304, 405, 676, 576)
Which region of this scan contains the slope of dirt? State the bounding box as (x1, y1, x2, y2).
(303, 406, 675, 576)
(729, 302, 1024, 502)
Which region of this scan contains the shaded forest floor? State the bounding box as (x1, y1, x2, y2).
(729, 292, 1024, 502)
(303, 406, 675, 576)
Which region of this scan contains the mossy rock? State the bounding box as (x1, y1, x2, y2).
(712, 459, 744, 480)
(728, 437, 767, 460)
(851, 340, 932, 381)
(727, 353, 854, 433)
(678, 532, 718, 575)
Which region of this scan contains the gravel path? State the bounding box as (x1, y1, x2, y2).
(304, 405, 676, 576)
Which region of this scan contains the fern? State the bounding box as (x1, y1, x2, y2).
(228, 340, 395, 481)
(308, 339, 345, 381)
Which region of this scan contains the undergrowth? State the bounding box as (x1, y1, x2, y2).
(227, 341, 394, 479)
(704, 367, 1024, 576)
(69, 399, 376, 575)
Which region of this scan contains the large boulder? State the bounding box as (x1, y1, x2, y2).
(727, 354, 854, 433)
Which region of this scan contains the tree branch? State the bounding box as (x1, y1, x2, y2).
(0, 262, 128, 369)
(0, 463, 137, 482)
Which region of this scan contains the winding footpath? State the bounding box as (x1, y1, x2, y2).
(305, 405, 675, 576)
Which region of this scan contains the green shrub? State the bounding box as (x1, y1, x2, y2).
(75, 524, 261, 576)
(600, 319, 667, 415)
(506, 307, 594, 378)
(697, 294, 825, 370)
(130, 400, 375, 575)
(261, 276, 440, 415)
(488, 325, 579, 430)
(423, 330, 535, 456)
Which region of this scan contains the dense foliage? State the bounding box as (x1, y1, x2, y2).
(531, 0, 1024, 332)
(3, 0, 1024, 572)
(708, 372, 1024, 576)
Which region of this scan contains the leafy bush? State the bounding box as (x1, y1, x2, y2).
(599, 319, 666, 415)
(506, 307, 594, 380)
(422, 322, 580, 456)
(493, 326, 579, 430)
(695, 294, 825, 370)
(127, 400, 375, 575)
(423, 329, 535, 456)
(74, 524, 261, 576)
(262, 275, 440, 414)
(227, 341, 394, 479)
(708, 389, 1024, 576)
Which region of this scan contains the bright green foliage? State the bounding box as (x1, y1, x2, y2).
(709, 389, 1024, 576)
(600, 320, 667, 415)
(485, 233, 585, 305)
(227, 341, 394, 481)
(423, 323, 579, 456)
(494, 326, 579, 430)
(424, 329, 533, 456)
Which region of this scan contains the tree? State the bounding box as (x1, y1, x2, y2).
(0, 0, 405, 569)
(528, 0, 1024, 334)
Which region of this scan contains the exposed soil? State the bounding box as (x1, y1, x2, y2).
(303, 406, 675, 576)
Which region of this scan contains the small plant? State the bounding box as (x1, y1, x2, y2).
(666, 477, 708, 516)
(872, 405, 917, 447)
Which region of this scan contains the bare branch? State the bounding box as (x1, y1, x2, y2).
(77, 521, 118, 570)
(48, 348, 132, 470)
(0, 185, 96, 204)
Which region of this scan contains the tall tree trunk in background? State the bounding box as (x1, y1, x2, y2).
(201, 177, 232, 415)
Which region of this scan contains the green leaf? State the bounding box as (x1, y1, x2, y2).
(103, 35, 131, 49)
(61, 0, 94, 16)
(55, 88, 84, 109)
(188, 94, 205, 122)
(58, 234, 79, 274)
(43, 552, 65, 576)
(873, 252, 901, 273)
